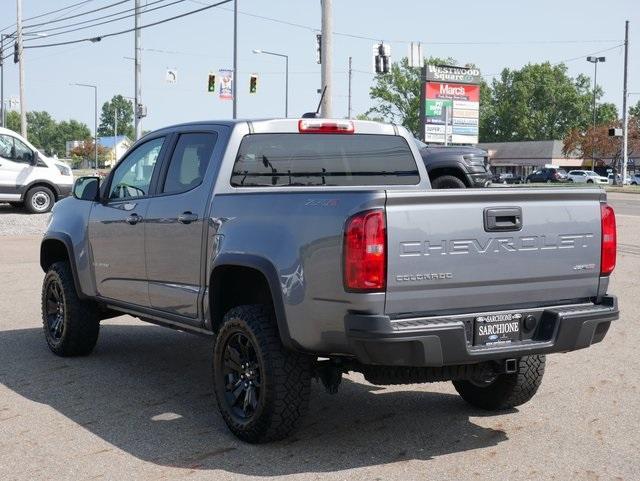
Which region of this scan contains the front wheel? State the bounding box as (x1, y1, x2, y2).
(212, 305, 312, 443)
(452, 355, 546, 410)
(41, 261, 100, 356)
(431, 175, 467, 189)
(26, 185, 55, 213)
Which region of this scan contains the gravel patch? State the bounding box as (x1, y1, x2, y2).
(0, 203, 50, 236)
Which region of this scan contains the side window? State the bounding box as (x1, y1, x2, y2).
(13, 138, 34, 164)
(108, 137, 164, 200)
(162, 132, 217, 195)
(0, 135, 13, 160)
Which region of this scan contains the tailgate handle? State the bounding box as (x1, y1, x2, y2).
(484, 207, 522, 232)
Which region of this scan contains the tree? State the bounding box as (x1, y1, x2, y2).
(4, 110, 91, 157)
(482, 62, 617, 142)
(629, 100, 640, 129)
(54, 120, 91, 157)
(98, 95, 134, 139)
(70, 139, 109, 168)
(563, 118, 639, 168)
(5, 111, 20, 133)
(25, 111, 58, 156)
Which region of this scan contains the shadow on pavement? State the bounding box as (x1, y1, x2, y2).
(0, 323, 509, 476)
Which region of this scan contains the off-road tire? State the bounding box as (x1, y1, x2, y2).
(212, 305, 312, 443)
(41, 261, 99, 356)
(431, 175, 467, 189)
(452, 355, 546, 410)
(26, 185, 55, 213)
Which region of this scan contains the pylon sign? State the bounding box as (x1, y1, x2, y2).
(421, 65, 481, 145)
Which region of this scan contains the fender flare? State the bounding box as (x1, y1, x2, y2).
(210, 253, 298, 351)
(40, 232, 86, 299)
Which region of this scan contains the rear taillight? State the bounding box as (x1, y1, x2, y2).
(600, 203, 616, 276)
(343, 209, 386, 292)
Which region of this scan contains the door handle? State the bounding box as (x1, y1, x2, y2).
(178, 212, 198, 224)
(126, 213, 142, 225)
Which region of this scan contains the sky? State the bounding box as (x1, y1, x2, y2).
(1, 0, 638, 135)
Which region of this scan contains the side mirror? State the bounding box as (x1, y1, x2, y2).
(30, 151, 39, 166)
(72, 176, 100, 201)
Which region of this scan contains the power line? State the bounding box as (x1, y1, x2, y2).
(0, 0, 97, 33)
(24, 0, 130, 29)
(480, 44, 625, 78)
(23, 0, 173, 36)
(24, 0, 192, 42)
(24, 0, 234, 50)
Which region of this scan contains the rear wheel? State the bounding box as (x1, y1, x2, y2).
(41, 261, 100, 356)
(26, 185, 55, 213)
(431, 175, 466, 189)
(213, 305, 312, 443)
(452, 355, 546, 410)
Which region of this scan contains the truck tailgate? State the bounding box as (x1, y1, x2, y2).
(385, 188, 604, 316)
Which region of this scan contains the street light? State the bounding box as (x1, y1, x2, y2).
(71, 83, 98, 170)
(0, 31, 46, 128)
(586, 56, 606, 170)
(253, 49, 289, 118)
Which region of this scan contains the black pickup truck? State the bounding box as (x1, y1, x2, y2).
(415, 139, 491, 189)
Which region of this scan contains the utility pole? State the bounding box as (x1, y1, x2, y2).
(0, 34, 5, 128)
(232, 0, 238, 119)
(621, 20, 630, 185)
(320, 0, 332, 117)
(347, 56, 352, 119)
(17, 0, 26, 138)
(114, 108, 118, 164)
(134, 0, 142, 140)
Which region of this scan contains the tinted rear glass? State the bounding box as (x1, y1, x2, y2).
(231, 133, 420, 187)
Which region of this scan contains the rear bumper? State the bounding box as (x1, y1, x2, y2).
(345, 296, 618, 367)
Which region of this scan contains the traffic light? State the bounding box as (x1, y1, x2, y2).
(374, 43, 390, 74)
(207, 73, 216, 93)
(249, 74, 258, 94)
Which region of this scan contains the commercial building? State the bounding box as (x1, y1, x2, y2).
(478, 140, 585, 176)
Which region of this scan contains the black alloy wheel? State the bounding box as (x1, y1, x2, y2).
(222, 331, 262, 420)
(45, 278, 65, 341)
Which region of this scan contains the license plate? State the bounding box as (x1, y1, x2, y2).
(474, 313, 522, 346)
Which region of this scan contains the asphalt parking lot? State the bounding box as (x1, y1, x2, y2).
(0, 193, 639, 481)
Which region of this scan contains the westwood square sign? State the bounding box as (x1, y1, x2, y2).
(420, 65, 481, 145)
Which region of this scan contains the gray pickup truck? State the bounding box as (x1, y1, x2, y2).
(40, 119, 619, 443)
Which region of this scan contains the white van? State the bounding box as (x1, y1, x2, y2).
(0, 127, 74, 213)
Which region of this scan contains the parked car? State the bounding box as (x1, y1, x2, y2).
(494, 173, 524, 184)
(414, 139, 491, 189)
(41, 118, 618, 443)
(0, 127, 73, 213)
(525, 167, 568, 183)
(630, 173, 640, 185)
(567, 170, 608, 184)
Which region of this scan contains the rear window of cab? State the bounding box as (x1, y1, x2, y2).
(231, 133, 420, 187)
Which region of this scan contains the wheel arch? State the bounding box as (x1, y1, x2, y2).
(427, 166, 470, 187)
(40, 234, 85, 299)
(20, 180, 61, 201)
(208, 253, 296, 350)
